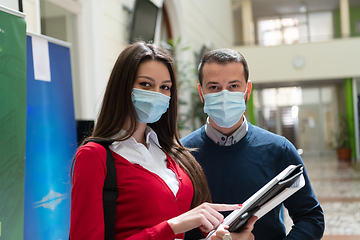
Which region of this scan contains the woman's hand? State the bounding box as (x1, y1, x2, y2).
(167, 202, 241, 235)
(210, 216, 257, 240)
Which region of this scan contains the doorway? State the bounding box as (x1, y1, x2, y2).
(298, 105, 321, 156)
(253, 85, 337, 157)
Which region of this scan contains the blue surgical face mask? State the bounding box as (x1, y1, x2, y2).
(131, 88, 170, 123)
(203, 89, 246, 128)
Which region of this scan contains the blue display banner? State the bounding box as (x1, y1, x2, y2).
(24, 35, 77, 240)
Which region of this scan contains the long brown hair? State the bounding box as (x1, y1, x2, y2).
(71, 42, 211, 208)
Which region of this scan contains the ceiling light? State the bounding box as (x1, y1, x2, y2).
(299, 3, 306, 13)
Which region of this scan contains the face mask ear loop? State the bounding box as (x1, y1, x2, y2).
(200, 87, 205, 99)
(243, 82, 249, 100)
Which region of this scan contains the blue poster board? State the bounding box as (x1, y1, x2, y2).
(24, 34, 77, 240)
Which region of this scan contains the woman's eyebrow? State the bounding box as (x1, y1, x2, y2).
(162, 80, 172, 84)
(137, 76, 172, 84)
(136, 76, 155, 82)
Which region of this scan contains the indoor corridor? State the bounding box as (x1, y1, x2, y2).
(284, 155, 360, 240)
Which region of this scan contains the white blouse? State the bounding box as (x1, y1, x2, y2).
(109, 126, 179, 195)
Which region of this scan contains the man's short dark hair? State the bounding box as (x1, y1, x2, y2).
(198, 48, 249, 86)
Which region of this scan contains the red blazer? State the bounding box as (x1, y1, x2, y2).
(70, 142, 194, 240)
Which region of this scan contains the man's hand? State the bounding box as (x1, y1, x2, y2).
(209, 215, 257, 240)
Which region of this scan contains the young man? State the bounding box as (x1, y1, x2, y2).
(182, 48, 325, 240)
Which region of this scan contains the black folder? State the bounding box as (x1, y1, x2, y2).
(206, 164, 305, 238)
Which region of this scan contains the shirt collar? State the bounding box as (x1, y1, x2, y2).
(144, 126, 161, 147)
(205, 116, 248, 146)
(111, 126, 161, 148)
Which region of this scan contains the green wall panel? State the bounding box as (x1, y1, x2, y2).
(0, 8, 26, 240)
(333, 6, 360, 37)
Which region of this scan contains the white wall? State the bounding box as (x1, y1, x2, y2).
(23, 0, 40, 33)
(180, 0, 234, 52)
(1, 0, 18, 10)
(103, 0, 134, 75)
(234, 37, 360, 84)
(78, 0, 132, 120)
(308, 11, 333, 42)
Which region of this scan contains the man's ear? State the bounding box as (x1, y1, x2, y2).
(198, 84, 205, 103)
(246, 80, 252, 101)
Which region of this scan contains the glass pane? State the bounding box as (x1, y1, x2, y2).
(262, 107, 277, 134)
(281, 107, 297, 147)
(302, 88, 319, 104)
(257, 16, 304, 46)
(261, 88, 277, 107)
(283, 26, 299, 44)
(283, 14, 308, 43)
(277, 87, 302, 106)
(258, 19, 282, 46)
(322, 105, 336, 151)
(297, 106, 320, 154)
(321, 86, 333, 104)
(40, 0, 68, 41)
(263, 30, 283, 46)
(308, 11, 333, 42)
(254, 109, 262, 130)
(252, 89, 260, 108)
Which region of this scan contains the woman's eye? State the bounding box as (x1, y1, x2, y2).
(140, 82, 151, 87)
(161, 85, 170, 90)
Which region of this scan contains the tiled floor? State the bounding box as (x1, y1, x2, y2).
(284, 155, 360, 240)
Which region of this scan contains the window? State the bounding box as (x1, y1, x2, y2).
(129, 0, 159, 43)
(257, 11, 333, 46)
(258, 18, 301, 46)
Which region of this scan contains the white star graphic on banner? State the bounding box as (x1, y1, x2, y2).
(34, 189, 68, 211)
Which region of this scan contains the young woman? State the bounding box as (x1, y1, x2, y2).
(70, 42, 255, 240)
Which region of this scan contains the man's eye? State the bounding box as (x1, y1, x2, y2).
(230, 85, 239, 89)
(210, 86, 217, 90)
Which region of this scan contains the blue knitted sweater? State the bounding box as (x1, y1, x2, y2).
(181, 123, 324, 240)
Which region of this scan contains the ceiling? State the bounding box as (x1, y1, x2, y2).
(233, 0, 360, 20)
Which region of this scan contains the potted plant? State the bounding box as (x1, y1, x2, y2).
(163, 38, 208, 133)
(333, 114, 352, 162)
